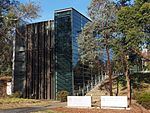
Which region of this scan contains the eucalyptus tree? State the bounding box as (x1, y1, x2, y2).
(0, 0, 40, 76)
(89, 0, 117, 96)
(78, 0, 117, 96)
(78, 22, 97, 63)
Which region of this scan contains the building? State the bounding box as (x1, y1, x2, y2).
(12, 26, 26, 94)
(13, 21, 55, 99)
(54, 8, 90, 96)
(13, 8, 90, 99)
(25, 20, 54, 99)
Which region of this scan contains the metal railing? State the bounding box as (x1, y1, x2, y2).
(74, 72, 122, 96)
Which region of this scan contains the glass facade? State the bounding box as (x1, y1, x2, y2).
(14, 8, 90, 99)
(54, 8, 90, 95)
(72, 9, 89, 67)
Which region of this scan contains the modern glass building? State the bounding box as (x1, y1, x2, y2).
(13, 8, 90, 99)
(54, 8, 90, 95)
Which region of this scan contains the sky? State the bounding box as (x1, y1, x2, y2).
(19, 0, 91, 23)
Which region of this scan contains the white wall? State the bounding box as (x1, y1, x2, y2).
(7, 82, 12, 95)
(67, 96, 91, 108)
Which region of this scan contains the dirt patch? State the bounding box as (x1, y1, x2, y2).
(50, 104, 149, 113)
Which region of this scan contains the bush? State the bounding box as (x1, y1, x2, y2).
(10, 91, 21, 98)
(57, 90, 69, 102)
(135, 92, 150, 110)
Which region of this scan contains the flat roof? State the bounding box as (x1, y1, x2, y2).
(27, 20, 54, 26)
(55, 7, 91, 21)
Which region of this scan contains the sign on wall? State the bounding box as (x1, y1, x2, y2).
(101, 96, 128, 109)
(67, 96, 91, 108)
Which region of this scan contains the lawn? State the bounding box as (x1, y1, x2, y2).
(0, 97, 51, 110)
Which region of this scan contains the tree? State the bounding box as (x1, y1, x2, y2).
(0, 0, 40, 76)
(78, 0, 117, 96)
(89, 0, 117, 96)
(115, 0, 150, 105)
(78, 22, 97, 63)
(117, 0, 150, 60)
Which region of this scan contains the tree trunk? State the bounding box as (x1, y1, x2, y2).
(124, 56, 131, 106)
(105, 38, 113, 96)
(116, 78, 119, 96)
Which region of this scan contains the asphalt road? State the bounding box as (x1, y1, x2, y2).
(0, 106, 48, 113)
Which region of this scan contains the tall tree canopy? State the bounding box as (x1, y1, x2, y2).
(0, 0, 40, 76)
(78, 0, 117, 96)
(117, 0, 150, 60)
(78, 22, 97, 63)
(112, 0, 150, 105)
(78, 0, 149, 106)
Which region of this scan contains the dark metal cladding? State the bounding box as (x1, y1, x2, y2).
(14, 21, 54, 99)
(25, 21, 54, 99)
(13, 26, 26, 95)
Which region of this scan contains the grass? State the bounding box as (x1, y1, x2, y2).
(134, 92, 150, 110)
(0, 97, 51, 110)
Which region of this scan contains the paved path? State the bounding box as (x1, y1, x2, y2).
(0, 102, 66, 113)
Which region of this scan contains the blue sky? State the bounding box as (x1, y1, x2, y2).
(20, 0, 91, 23)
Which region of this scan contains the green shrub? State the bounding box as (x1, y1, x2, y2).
(57, 90, 69, 102)
(135, 92, 150, 110)
(10, 91, 21, 98)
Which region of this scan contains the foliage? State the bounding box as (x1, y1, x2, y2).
(0, 97, 39, 104)
(78, 22, 98, 63)
(117, 75, 127, 87)
(117, 0, 150, 60)
(78, 0, 117, 62)
(135, 92, 150, 110)
(10, 91, 22, 98)
(112, 0, 150, 73)
(111, 0, 150, 105)
(147, 62, 150, 70)
(78, 0, 149, 102)
(0, 0, 40, 76)
(57, 90, 69, 102)
(78, 0, 118, 96)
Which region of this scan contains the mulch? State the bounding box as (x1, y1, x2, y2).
(50, 104, 150, 113)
